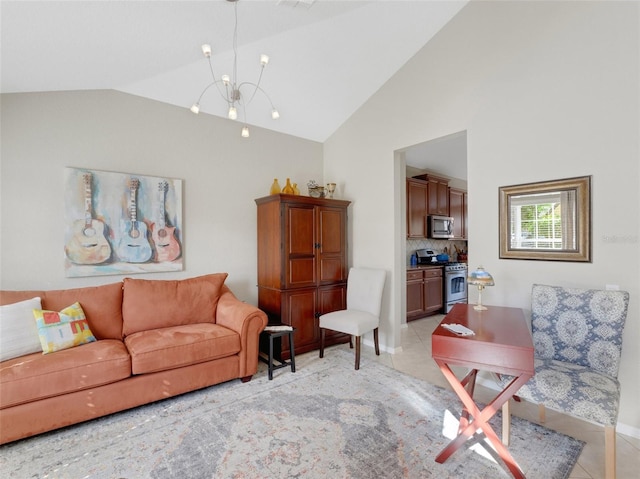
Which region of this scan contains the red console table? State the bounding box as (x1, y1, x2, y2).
(431, 304, 534, 478)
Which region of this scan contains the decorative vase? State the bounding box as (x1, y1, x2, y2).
(270, 179, 281, 195)
(326, 183, 337, 199)
(292, 183, 300, 195)
(282, 178, 294, 194)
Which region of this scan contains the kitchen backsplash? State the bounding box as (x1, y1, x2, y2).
(407, 238, 468, 264)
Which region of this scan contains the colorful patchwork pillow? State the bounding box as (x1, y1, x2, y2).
(33, 302, 96, 354)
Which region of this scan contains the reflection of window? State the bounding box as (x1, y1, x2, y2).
(509, 191, 576, 250)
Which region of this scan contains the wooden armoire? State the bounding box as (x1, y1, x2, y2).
(255, 193, 351, 358)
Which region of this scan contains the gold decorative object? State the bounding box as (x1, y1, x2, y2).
(270, 179, 281, 195)
(292, 183, 300, 195)
(282, 178, 294, 194)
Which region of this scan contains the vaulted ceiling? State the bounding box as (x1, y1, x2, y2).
(1, 0, 468, 143)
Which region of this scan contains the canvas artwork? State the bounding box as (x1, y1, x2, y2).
(64, 168, 183, 277)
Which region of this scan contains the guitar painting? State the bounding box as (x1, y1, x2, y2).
(65, 173, 112, 264)
(150, 181, 181, 262)
(117, 178, 152, 263)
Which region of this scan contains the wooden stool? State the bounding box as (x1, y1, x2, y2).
(259, 326, 296, 380)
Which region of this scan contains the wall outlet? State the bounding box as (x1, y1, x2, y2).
(605, 284, 620, 291)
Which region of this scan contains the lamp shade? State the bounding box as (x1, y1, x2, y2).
(468, 266, 495, 286)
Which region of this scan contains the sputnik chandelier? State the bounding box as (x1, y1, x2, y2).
(190, 0, 279, 138)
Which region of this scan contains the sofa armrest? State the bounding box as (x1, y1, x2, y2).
(215, 285, 267, 378)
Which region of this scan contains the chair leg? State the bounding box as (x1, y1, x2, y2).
(502, 399, 511, 446)
(373, 327, 380, 356)
(349, 336, 353, 349)
(319, 328, 325, 358)
(605, 426, 616, 479)
(538, 403, 546, 423)
(355, 336, 361, 370)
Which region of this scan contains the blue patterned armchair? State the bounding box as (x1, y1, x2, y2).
(501, 284, 629, 479)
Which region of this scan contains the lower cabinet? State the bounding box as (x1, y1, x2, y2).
(259, 283, 348, 360)
(406, 267, 443, 321)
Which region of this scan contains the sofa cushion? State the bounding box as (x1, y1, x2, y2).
(0, 297, 43, 361)
(122, 273, 228, 336)
(0, 339, 131, 409)
(1, 282, 124, 341)
(33, 302, 96, 354)
(124, 323, 240, 374)
(42, 283, 124, 341)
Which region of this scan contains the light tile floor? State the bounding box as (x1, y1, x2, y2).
(330, 314, 640, 479)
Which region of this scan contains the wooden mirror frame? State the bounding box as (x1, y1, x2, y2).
(499, 176, 591, 262)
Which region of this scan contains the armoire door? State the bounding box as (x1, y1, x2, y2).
(284, 204, 316, 289)
(317, 206, 347, 284)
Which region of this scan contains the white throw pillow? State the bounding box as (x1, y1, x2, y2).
(0, 297, 43, 361)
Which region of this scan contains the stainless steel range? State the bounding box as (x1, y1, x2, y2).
(443, 262, 468, 313)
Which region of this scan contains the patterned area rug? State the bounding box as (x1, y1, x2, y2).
(1, 349, 583, 478)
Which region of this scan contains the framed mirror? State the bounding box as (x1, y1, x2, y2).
(499, 176, 591, 262)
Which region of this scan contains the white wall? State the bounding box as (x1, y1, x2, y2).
(0, 90, 323, 304)
(324, 1, 639, 433)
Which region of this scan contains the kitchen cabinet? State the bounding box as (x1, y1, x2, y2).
(449, 187, 467, 239)
(256, 194, 350, 358)
(406, 270, 425, 317)
(427, 175, 450, 216)
(406, 267, 443, 320)
(407, 178, 429, 238)
(412, 174, 450, 216)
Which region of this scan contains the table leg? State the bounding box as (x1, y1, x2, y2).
(434, 360, 532, 479)
(268, 335, 274, 380)
(288, 331, 296, 373)
(458, 369, 477, 434)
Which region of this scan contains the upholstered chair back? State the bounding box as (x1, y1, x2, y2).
(531, 284, 629, 378)
(346, 267, 386, 317)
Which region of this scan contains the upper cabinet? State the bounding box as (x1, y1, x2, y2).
(449, 187, 467, 240)
(407, 174, 452, 238)
(407, 178, 429, 238)
(425, 175, 450, 216)
(407, 174, 467, 240)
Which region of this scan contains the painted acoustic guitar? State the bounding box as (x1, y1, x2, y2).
(150, 181, 181, 262)
(117, 178, 152, 263)
(65, 173, 112, 264)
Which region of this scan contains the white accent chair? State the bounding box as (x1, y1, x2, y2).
(501, 284, 629, 479)
(319, 267, 386, 370)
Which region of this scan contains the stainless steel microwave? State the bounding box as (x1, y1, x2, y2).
(428, 215, 454, 239)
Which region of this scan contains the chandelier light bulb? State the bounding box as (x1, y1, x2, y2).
(241, 126, 250, 138)
(228, 106, 238, 120)
(201, 44, 212, 58)
(271, 109, 280, 120)
(260, 54, 269, 66)
(221, 74, 231, 85)
(190, 103, 200, 114)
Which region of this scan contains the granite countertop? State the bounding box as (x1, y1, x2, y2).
(407, 264, 444, 271)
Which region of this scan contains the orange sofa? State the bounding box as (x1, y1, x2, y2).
(0, 273, 267, 444)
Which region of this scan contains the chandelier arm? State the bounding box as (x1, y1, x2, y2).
(196, 79, 239, 109)
(241, 66, 266, 106)
(237, 80, 276, 110)
(195, 81, 219, 105)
